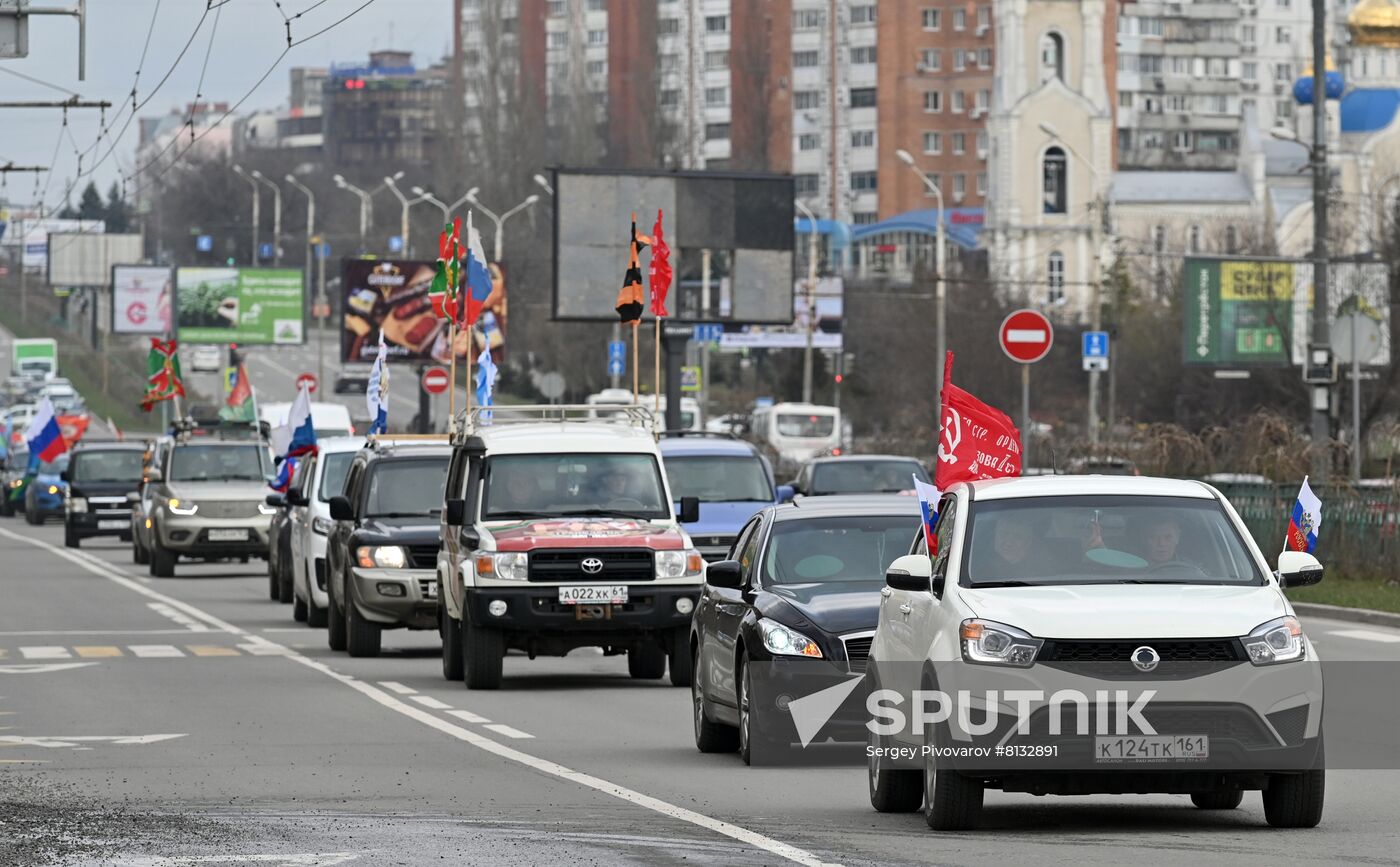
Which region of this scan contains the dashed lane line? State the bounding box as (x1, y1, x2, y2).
(445, 709, 491, 724)
(0, 527, 839, 867)
(74, 646, 123, 658)
(377, 681, 416, 695)
(129, 645, 185, 658)
(483, 723, 534, 740)
(19, 646, 71, 659)
(1327, 628, 1400, 644)
(408, 695, 453, 710)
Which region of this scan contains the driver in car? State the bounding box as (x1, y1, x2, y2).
(1142, 515, 1189, 568)
(595, 465, 641, 506)
(492, 464, 541, 512)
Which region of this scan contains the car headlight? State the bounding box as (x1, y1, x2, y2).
(313, 516, 334, 536)
(69, 496, 87, 513)
(356, 545, 408, 569)
(46, 484, 59, 495)
(167, 498, 198, 516)
(759, 618, 823, 658)
(1243, 616, 1306, 665)
(960, 619, 1043, 667)
(257, 502, 278, 516)
(656, 548, 705, 579)
(475, 551, 528, 581)
(9, 479, 23, 489)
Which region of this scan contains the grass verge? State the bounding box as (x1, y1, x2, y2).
(1286, 578, 1400, 615)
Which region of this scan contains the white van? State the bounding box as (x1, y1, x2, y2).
(751, 402, 842, 475)
(259, 401, 355, 440)
(585, 388, 635, 420)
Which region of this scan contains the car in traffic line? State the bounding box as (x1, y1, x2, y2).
(266, 465, 302, 605)
(325, 439, 451, 657)
(0, 445, 30, 517)
(690, 495, 920, 764)
(790, 454, 931, 497)
(286, 437, 361, 627)
(62, 441, 146, 547)
(867, 475, 1326, 831)
(24, 453, 68, 524)
(190, 345, 223, 373)
(260, 401, 355, 440)
(659, 433, 793, 562)
(130, 436, 173, 565)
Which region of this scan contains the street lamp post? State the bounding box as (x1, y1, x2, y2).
(385, 175, 428, 256)
(333, 174, 373, 254)
(464, 188, 540, 261)
(412, 187, 452, 225)
(532, 173, 554, 197)
(1309, 0, 1332, 481)
(250, 170, 282, 265)
(232, 165, 260, 265)
(794, 199, 821, 405)
(284, 174, 316, 333)
(894, 149, 947, 408)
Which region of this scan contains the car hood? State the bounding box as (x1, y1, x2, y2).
(68, 479, 141, 497)
(958, 583, 1289, 639)
(354, 516, 441, 545)
(762, 580, 883, 636)
(486, 518, 686, 552)
(672, 500, 771, 537)
(32, 474, 66, 492)
(164, 480, 269, 501)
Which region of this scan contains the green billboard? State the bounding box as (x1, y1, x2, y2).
(175, 267, 305, 345)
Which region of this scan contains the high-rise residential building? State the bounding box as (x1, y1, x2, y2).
(322, 51, 448, 169)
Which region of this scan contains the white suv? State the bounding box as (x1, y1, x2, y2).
(287, 437, 362, 627)
(867, 475, 1325, 831)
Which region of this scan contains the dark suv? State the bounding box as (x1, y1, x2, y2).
(325, 440, 451, 657)
(62, 442, 147, 548)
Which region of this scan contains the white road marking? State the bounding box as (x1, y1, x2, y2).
(0, 662, 100, 674)
(408, 695, 453, 710)
(0, 734, 187, 748)
(0, 529, 838, 867)
(129, 645, 185, 658)
(378, 681, 417, 695)
(19, 646, 71, 659)
(237, 642, 291, 656)
(1327, 628, 1400, 644)
(445, 709, 490, 724)
(147, 602, 213, 632)
(483, 723, 534, 740)
(111, 853, 357, 866)
(0, 629, 200, 636)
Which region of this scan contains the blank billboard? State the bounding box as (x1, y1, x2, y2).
(47, 232, 144, 287)
(553, 168, 794, 324)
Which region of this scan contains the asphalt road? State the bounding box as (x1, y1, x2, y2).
(3, 523, 1400, 866)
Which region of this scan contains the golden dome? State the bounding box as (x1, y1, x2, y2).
(1349, 0, 1400, 48)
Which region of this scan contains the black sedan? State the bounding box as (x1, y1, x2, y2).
(61, 441, 147, 548)
(790, 455, 930, 496)
(689, 495, 919, 765)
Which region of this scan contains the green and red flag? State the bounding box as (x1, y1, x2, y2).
(615, 212, 650, 324)
(430, 217, 464, 319)
(140, 338, 185, 412)
(221, 347, 255, 422)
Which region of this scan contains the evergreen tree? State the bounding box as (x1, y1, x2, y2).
(77, 181, 104, 221)
(104, 182, 130, 233)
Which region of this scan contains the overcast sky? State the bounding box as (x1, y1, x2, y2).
(1, 0, 446, 210)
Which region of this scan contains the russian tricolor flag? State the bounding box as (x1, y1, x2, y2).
(1285, 476, 1322, 554)
(913, 477, 941, 555)
(24, 397, 67, 464)
(284, 383, 318, 458)
(462, 211, 492, 327)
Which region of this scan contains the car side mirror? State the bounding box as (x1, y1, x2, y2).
(328, 495, 354, 522)
(265, 493, 286, 508)
(445, 498, 466, 527)
(677, 495, 700, 524)
(886, 553, 934, 593)
(1277, 550, 1324, 588)
(59, 469, 70, 482)
(775, 484, 796, 503)
(706, 559, 742, 589)
(286, 490, 308, 508)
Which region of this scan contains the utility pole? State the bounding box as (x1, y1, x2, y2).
(232, 165, 259, 265)
(794, 199, 820, 404)
(1309, 0, 1332, 481)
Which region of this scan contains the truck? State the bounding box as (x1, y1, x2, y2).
(11, 338, 57, 381)
(437, 404, 703, 690)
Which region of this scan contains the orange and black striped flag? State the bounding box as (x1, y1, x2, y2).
(615, 213, 651, 323)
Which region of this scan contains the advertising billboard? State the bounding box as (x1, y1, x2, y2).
(717, 277, 843, 349)
(175, 267, 305, 345)
(1182, 257, 1390, 367)
(49, 232, 143, 286)
(341, 259, 508, 364)
(111, 265, 174, 335)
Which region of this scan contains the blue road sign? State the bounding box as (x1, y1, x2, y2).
(315, 242, 331, 259)
(259, 242, 274, 261)
(1082, 331, 1109, 358)
(196, 234, 213, 253)
(607, 357, 625, 376)
(693, 323, 723, 343)
(608, 340, 627, 361)
(388, 235, 404, 253)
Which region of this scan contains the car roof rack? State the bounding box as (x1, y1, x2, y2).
(450, 404, 657, 444)
(362, 433, 450, 450)
(658, 429, 739, 440)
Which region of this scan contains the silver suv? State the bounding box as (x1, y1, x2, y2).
(146, 437, 277, 577)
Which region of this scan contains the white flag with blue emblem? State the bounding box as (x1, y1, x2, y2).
(366, 333, 389, 435)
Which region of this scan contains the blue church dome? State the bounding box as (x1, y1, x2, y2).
(1293, 71, 1346, 104)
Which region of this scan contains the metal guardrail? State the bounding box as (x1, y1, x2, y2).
(450, 404, 658, 443)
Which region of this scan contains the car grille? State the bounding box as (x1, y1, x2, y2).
(197, 501, 262, 520)
(841, 631, 875, 674)
(528, 549, 654, 582)
(407, 544, 439, 569)
(418, 577, 438, 599)
(1020, 702, 1279, 748)
(1266, 705, 1310, 746)
(692, 535, 736, 562)
(1038, 638, 1244, 678)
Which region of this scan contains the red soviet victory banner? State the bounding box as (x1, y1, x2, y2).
(935, 351, 1023, 488)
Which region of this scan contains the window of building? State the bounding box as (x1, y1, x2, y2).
(1167, 56, 1190, 76)
(851, 170, 878, 191)
(659, 54, 680, 72)
(798, 133, 820, 150)
(977, 5, 991, 29)
(795, 90, 821, 110)
(1275, 25, 1291, 44)
(658, 18, 680, 35)
(952, 90, 965, 113)
(1143, 95, 1161, 113)
(852, 46, 877, 65)
(924, 131, 942, 154)
(979, 47, 993, 67)
(923, 173, 942, 197)
(1118, 91, 1133, 108)
(548, 31, 568, 49)
(1276, 98, 1293, 120)
(853, 211, 878, 225)
(1165, 94, 1188, 112)
(795, 174, 819, 195)
(1188, 225, 1202, 253)
(922, 48, 941, 71)
(794, 9, 823, 29)
(1140, 54, 1162, 75)
(1041, 32, 1064, 82)
(1047, 252, 1065, 304)
(954, 48, 966, 71)
(706, 50, 729, 69)
(976, 89, 989, 111)
(922, 8, 940, 30)
(851, 129, 874, 148)
(1153, 225, 1166, 252)
(586, 59, 606, 76)
(924, 90, 942, 112)
(952, 132, 966, 155)
(953, 173, 966, 199)
(1225, 226, 1238, 253)
(706, 122, 730, 140)
(1275, 62, 1293, 81)
(1140, 130, 1164, 148)
(587, 29, 607, 45)
(977, 172, 987, 195)
(850, 87, 877, 108)
(706, 15, 728, 33)
(706, 86, 728, 106)
(794, 50, 819, 67)
(1241, 24, 1256, 46)
(1172, 131, 1191, 151)
(547, 0, 564, 16)
(587, 0, 605, 10)
(954, 8, 966, 30)
(977, 130, 988, 155)
(659, 89, 680, 108)
(1204, 57, 1228, 77)
(1042, 146, 1066, 214)
(1243, 61, 1257, 81)
(851, 5, 876, 25)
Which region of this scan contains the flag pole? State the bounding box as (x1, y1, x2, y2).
(653, 316, 661, 420)
(448, 323, 458, 433)
(631, 321, 639, 403)
(465, 325, 474, 422)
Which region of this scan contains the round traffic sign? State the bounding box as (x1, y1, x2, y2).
(421, 366, 451, 394)
(295, 373, 318, 393)
(999, 309, 1054, 364)
(536, 371, 566, 400)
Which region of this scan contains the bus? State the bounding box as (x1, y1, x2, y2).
(751, 402, 842, 475)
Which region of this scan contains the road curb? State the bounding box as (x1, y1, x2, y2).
(1292, 601, 1400, 629)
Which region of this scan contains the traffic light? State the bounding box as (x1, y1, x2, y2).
(834, 373, 843, 384)
(343, 78, 365, 90)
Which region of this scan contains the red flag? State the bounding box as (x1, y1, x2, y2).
(227, 362, 252, 409)
(648, 209, 672, 317)
(934, 352, 1022, 488)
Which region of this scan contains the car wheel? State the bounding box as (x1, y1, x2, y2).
(64, 525, 79, 548)
(293, 595, 308, 623)
(738, 654, 754, 766)
(0, 496, 13, 518)
(692, 647, 739, 753)
(327, 582, 348, 651)
(628, 641, 667, 680)
(1191, 790, 1244, 810)
(463, 616, 504, 690)
(345, 597, 382, 658)
(24, 506, 38, 525)
(149, 542, 176, 578)
(922, 723, 983, 831)
(441, 603, 465, 682)
(666, 627, 692, 687)
(268, 563, 280, 600)
(869, 680, 922, 812)
(307, 597, 328, 628)
(277, 559, 294, 604)
(1262, 769, 1325, 828)
(133, 533, 149, 565)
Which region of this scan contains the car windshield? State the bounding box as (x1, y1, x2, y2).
(318, 452, 355, 502)
(763, 515, 918, 585)
(809, 459, 930, 494)
(38, 454, 69, 475)
(71, 450, 144, 483)
(776, 413, 835, 438)
(665, 454, 773, 502)
(362, 457, 448, 517)
(962, 495, 1266, 587)
(483, 453, 671, 520)
(168, 444, 270, 482)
